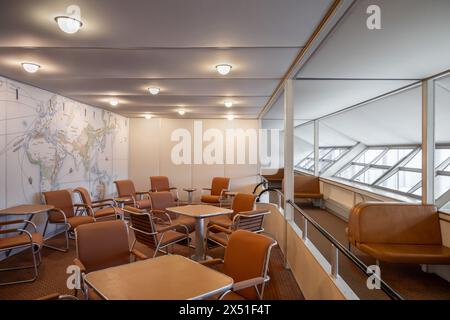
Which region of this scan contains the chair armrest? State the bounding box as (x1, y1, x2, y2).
(48, 208, 69, 224)
(236, 209, 270, 217)
(131, 248, 148, 260)
(73, 204, 89, 208)
(151, 209, 172, 224)
(0, 219, 27, 226)
(157, 223, 183, 233)
(232, 277, 266, 291)
(136, 191, 149, 196)
(92, 199, 115, 207)
(169, 187, 177, 191)
(208, 224, 233, 234)
(198, 258, 223, 266)
(73, 258, 86, 273)
(202, 188, 212, 191)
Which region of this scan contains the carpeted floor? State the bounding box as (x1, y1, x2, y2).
(0, 229, 304, 300)
(294, 204, 450, 300)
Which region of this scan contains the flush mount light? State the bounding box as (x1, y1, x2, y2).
(148, 87, 160, 95)
(216, 64, 232, 75)
(144, 114, 152, 120)
(224, 100, 233, 108)
(109, 98, 119, 106)
(54, 16, 83, 34)
(226, 114, 235, 121)
(178, 109, 186, 116)
(21, 62, 41, 73)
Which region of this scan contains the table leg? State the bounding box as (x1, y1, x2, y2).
(188, 191, 193, 204)
(192, 219, 205, 261)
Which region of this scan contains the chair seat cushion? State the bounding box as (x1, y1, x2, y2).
(201, 195, 221, 203)
(136, 199, 152, 209)
(93, 207, 117, 218)
(0, 232, 43, 250)
(67, 216, 95, 230)
(157, 230, 187, 247)
(208, 215, 233, 229)
(294, 192, 323, 199)
(358, 243, 450, 264)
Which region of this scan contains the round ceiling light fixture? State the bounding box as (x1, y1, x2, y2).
(109, 98, 119, 106)
(224, 100, 233, 108)
(215, 64, 232, 75)
(178, 109, 186, 116)
(54, 16, 83, 34)
(226, 114, 235, 121)
(144, 114, 152, 120)
(148, 87, 160, 95)
(21, 62, 41, 73)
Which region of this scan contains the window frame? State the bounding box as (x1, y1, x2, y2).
(295, 146, 351, 174)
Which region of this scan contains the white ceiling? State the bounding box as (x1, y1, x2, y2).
(0, 0, 333, 118)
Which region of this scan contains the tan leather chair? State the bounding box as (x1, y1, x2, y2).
(114, 179, 152, 210)
(74, 220, 147, 299)
(150, 176, 179, 202)
(124, 206, 191, 258)
(201, 230, 276, 300)
(0, 219, 43, 286)
(283, 175, 323, 206)
(261, 168, 284, 183)
(42, 190, 95, 252)
(74, 187, 120, 220)
(347, 202, 450, 264)
(148, 191, 195, 233)
(201, 177, 230, 206)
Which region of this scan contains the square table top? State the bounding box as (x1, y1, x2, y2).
(0, 204, 54, 215)
(84, 255, 233, 300)
(166, 204, 233, 218)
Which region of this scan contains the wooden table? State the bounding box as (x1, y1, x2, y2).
(84, 255, 233, 300)
(167, 205, 233, 261)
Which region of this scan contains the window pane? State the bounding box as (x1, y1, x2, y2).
(436, 149, 450, 169)
(336, 164, 365, 180)
(322, 148, 347, 161)
(355, 168, 387, 184)
(413, 187, 422, 196)
(435, 175, 450, 198)
(375, 148, 413, 166)
(319, 148, 331, 158)
(354, 149, 384, 164)
(379, 171, 421, 192)
(405, 150, 422, 169)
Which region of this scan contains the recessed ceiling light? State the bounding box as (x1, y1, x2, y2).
(216, 64, 232, 75)
(227, 114, 235, 121)
(109, 98, 119, 106)
(54, 16, 83, 34)
(21, 62, 40, 73)
(178, 109, 186, 116)
(144, 114, 152, 120)
(224, 100, 233, 108)
(148, 87, 160, 95)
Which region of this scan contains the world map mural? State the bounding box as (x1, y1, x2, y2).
(0, 76, 129, 209)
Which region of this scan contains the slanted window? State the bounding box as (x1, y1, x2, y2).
(296, 147, 350, 173)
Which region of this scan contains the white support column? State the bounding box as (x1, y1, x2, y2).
(422, 79, 435, 204)
(314, 120, 319, 176)
(284, 80, 294, 221)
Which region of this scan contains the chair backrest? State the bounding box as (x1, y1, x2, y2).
(211, 177, 230, 196)
(234, 210, 269, 233)
(75, 220, 130, 273)
(73, 187, 92, 207)
(150, 176, 170, 192)
(348, 202, 441, 245)
(114, 180, 136, 198)
(293, 175, 321, 194)
(125, 206, 159, 249)
(148, 191, 176, 218)
(42, 190, 75, 220)
(223, 230, 276, 300)
(232, 193, 256, 213)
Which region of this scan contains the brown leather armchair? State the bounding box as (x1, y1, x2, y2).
(201, 177, 230, 206)
(148, 191, 195, 233)
(74, 187, 120, 220)
(42, 190, 95, 252)
(150, 176, 179, 202)
(282, 175, 324, 207)
(74, 220, 147, 299)
(207, 193, 270, 248)
(347, 202, 450, 264)
(124, 206, 191, 258)
(0, 219, 43, 286)
(201, 230, 276, 300)
(113, 179, 152, 210)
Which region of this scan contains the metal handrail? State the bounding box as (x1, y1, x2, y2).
(256, 187, 285, 208)
(286, 199, 404, 300)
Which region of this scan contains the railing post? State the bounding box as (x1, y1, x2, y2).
(330, 244, 339, 279)
(302, 217, 308, 240)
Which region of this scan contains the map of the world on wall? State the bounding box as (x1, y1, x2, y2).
(0, 76, 129, 209)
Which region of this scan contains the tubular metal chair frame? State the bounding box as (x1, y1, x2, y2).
(124, 208, 191, 258)
(207, 210, 270, 249)
(73, 188, 120, 221)
(0, 220, 42, 286)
